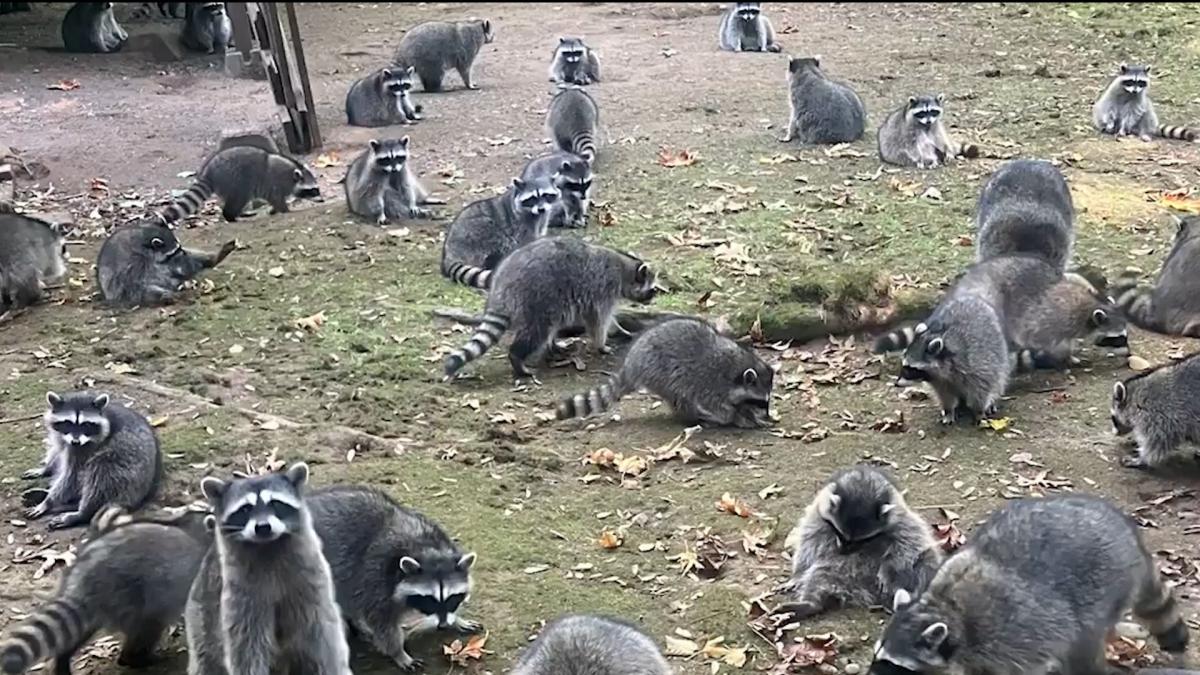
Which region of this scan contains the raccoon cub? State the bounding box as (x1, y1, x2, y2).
(0, 507, 209, 674)
(443, 237, 658, 382)
(519, 152, 592, 228)
(440, 176, 560, 289)
(511, 615, 673, 675)
(780, 56, 866, 144)
(96, 222, 236, 307)
(24, 392, 162, 531)
(1115, 215, 1200, 337)
(547, 84, 599, 164)
(61, 2, 127, 53)
(718, 2, 780, 52)
(878, 95, 979, 169)
(1093, 64, 1197, 141)
(556, 318, 774, 428)
(185, 463, 352, 675)
(548, 37, 601, 85)
(1111, 353, 1200, 469)
(393, 19, 495, 92)
(1010, 274, 1129, 370)
(777, 465, 942, 620)
(975, 159, 1075, 273)
(155, 146, 322, 224)
(181, 2, 231, 54)
(344, 137, 443, 225)
(307, 486, 480, 671)
(0, 210, 68, 315)
(871, 495, 1190, 675)
(346, 66, 422, 127)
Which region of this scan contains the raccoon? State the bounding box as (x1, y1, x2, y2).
(0, 210, 68, 315)
(548, 37, 601, 85)
(870, 495, 1190, 675)
(0, 508, 209, 674)
(307, 486, 480, 671)
(1009, 274, 1129, 371)
(556, 317, 774, 428)
(1093, 64, 1197, 141)
(23, 392, 162, 532)
(346, 66, 422, 128)
(61, 2, 126, 54)
(546, 84, 599, 164)
(442, 237, 658, 382)
(185, 463, 352, 675)
(96, 222, 236, 308)
(511, 615, 673, 675)
(392, 19, 495, 92)
(718, 2, 780, 53)
(440, 175, 560, 289)
(975, 159, 1075, 273)
(344, 137, 443, 225)
(1111, 352, 1200, 469)
(155, 146, 322, 224)
(878, 95, 980, 169)
(776, 465, 943, 620)
(1115, 215, 1200, 337)
(519, 151, 592, 229)
(780, 56, 866, 144)
(181, 2, 231, 54)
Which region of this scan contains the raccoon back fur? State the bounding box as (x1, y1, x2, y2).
(1115, 215, 1200, 337)
(393, 19, 494, 92)
(549, 37, 601, 85)
(871, 495, 1189, 675)
(519, 151, 592, 229)
(345, 66, 422, 127)
(778, 465, 943, 620)
(1111, 352, 1200, 469)
(96, 222, 236, 308)
(547, 84, 599, 164)
(781, 56, 866, 144)
(344, 137, 442, 225)
(975, 159, 1075, 273)
(181, 2, 231, 54)
(717, 2, 780, 52)
(1009, 274, 1129, 370)
(511, 615, 672, 675)
(155, 146, 322, 224)
(556, 317, 774, 428)
(1093, 64, 1197, 141)
(61, 2, 126, 53)
(877, 95, 979, 169)
(0, 210, 67, 314)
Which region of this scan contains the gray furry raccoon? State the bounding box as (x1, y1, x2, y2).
(780, 56, 866, 144)
(346, 66, 422, 127)
(548, 37, 601, 85)
(181, 2, 231, 54)
(393, 19, 495, 92)
(546, 84, 599, 164)
(1093, 64, 1197, 141)
(877, 95, 979, 169)
(61, 2, 126, 53)
(155, 146, 322, 224)
(519, 152, 592, 229)
(975, 159, 1075, 273)
(1111, 352, 1200, 469)
(511, 615, 672, 675)
(1115, 215, 1200, 337)
(717, 2, 780, 52)
(0, 210, 68, 315)
(96, 222, 236, 307)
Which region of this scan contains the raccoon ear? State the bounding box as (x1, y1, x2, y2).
(368, 139, 381, 152)
(1113, 381, 1127, 404)
(150, 237, 165, 250)
(46, 391, 63, 408)
(1091, 309, 1108, 326)
(1119, 63, 1128, 74)
(920, 622, 949, 649)
(635, 263, 651, 283)
(203, 514, 217, 532)
(285, 462, 309, 489)
(880, 502, 896, 517)
(559, 36, 566, 44)
(927, 337, 945, 357)
(742, 367, 758, 386)
(914, 322, 929, 336)
(457, 552, 477, 571)
(482, 19, 491, 33)
(200, 477, 228, 503)
(812, 54, 822, 67)
(1174, 214, 1187, 233)
(788, 57, 801, 74)
(381, 68, 392, 78)
(406, 65, 415, 76)
(892, 588, 912, 611)
(93, 394, 109, 409)
(907, 96, 917, 106)
(827, 491, 841, 511)
(399, 556, 422, 575)
(511, 177, 526, 190)
(560, 160, 573, 172)
(399, 135, 410, 147)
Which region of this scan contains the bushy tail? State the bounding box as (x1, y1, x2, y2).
(1134, 568, 1190, 653)
(957, 143, 981, 159)
(89, 505, 132, 535)
(443, 313, 509, 379)
(556, 373, 628, 420)
(1156, 124, 1197, 141)
(873, 323, 923, 353)
(0, 596, 96, 674)
(441, 261, 493, 290)
(1115, 283, 1165, 333)
(570, 131, 596, 164)
(156, 179, 214, 225)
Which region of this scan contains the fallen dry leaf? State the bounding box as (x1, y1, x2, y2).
(313, 152, 340, 168)
(294, 310, 326, 332)
(1159, 191, 1200, 214)
(664, 635, 700, 657)
(702, 637, 749, 667)
(933, 522, 965, 552)
(597, 530, 623, 549)
(758, 483, 783, 500)
(147, 415, 170, 428)
(980, 417, 1012, 432)
(716, 493, 753, 518)
(1127, 355, 1151, 372)
(742, 528, 771, 558)
(657, 147, 699, 168)
(47, 79, 80, 91)
(443, 632, 490, 666)
(783, 634, 840, 667)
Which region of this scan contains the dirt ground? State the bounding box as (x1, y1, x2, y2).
(1, 2, 1199, 674)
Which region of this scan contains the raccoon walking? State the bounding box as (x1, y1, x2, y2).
(547, 84, 599, 164)
(1111, 353, 1200, 469)
(511, 615, 673, 675)
(181, 2, 231, 54)
(24, 392, 162, 531)
(154, 146, 322, 224)
(0, 508, 209, 674)
(519, 152, 592, 229)
(780, 56, 866, 144)
(96, 223, 236, 308)
(975, 159, 1075, 273)
(442, 237, 658, 382)
(871, 495, 1190, 675)
(307, 486, 481, 671)
(185, 463, 353, 675)
(556, 318, 774, 428)
(1115, 215, 1200, 337)
(346, 67, 422, 127)
(440, 176, 560, 289)
(548, 37, 601, 85)
(877, 95, 979, 169)
(393, 19, 494, 92)
(61, 2, 126, 53)
(1093, 64, 1197, 141)
(718, 2, 780, 52)
(344, 137, 443, 225)
(0, 210, 68, 315)
(776, 466, 943, 620)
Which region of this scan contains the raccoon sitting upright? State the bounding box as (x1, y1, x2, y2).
(96, 222, 236, 308)
(519, 152, 592, 228)
(443, 237, 658, 382)
(24, 392, 162, 531)
(393, 19, 494, 92)
(0, 209, 68, 316)
(1115, 215, 1200, 337)
(61, 2, 127, 53)
(1111, 353, 1200, 469)
(556, 317, 774, 428)
(346, 66, 422, 127)
(718, 2, 780, 52)
(780, 56, 866, 144)
(878, 95, 979, 169)
(871, 495, 1190, 675)
(440, 175, 560, 289)
(549, 37, 601, 85)
(1093, 63, 1197, 141)
(154, 146, 322, 224)
(307, 486, 481, 671)
(181, 2, 231, 54)
(776, 465, 943, 620)
(511, 615, 673, 675)
(547, 84, 599, 164)
(344, 137, 443, 225)
(975, 159, 1075, 273)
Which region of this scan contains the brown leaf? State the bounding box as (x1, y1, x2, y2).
(716, 492, 753, 518)
(596, 204, 617, 228)
(657, 147, 699, 168)
(693, 532, 729, 579)
(598, 530, 623, 549)
(443, 632, 490, 665)
(932, 522, 965, 552)
(741, 528, 772, 558)
(664, 635, 700, 657)
(293, 310, 326, 332)
(1127, 355, 1152, 372)
(783, 634, 840, 667)
(870, 411, 906, 433)
(47, 79, 80, 91)
(313, 152, 340, 168)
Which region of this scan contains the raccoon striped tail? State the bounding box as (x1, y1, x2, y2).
(1134, 570, 1190, 653)
(0, 596, 96, 674)
(441, 261, 493, 290)
(570, 132, 596, 164)
(1156, 124, 1197, 141)
(1012, 348, 1069, 372)
(443, 313, 509, 379)
(556, 373, 629, 420)
(1115, 283, 1165, 333)
(957, 143, 981, 159)
(156, 178, 214, 225)
(89, 505, 132, 534)
(873, 323, 923, 353)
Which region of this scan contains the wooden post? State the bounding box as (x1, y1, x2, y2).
(284, 2, 321, 149)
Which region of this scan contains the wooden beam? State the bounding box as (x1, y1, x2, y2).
(283, 2, 321, 149)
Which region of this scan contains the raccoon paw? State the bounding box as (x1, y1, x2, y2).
(770, 600, 822, 620)
(767, 43, 782, 53)
(454, 618, 485, 634)
(48, 512, 84, 530)
(1139, 134, 1153, 143)
(395, 656, 424, 672)
(1120, 454, 1150, 470)
(376, 213, 389, 225)
(20, 467, 44, 480)
(24, 500, 50, 520)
